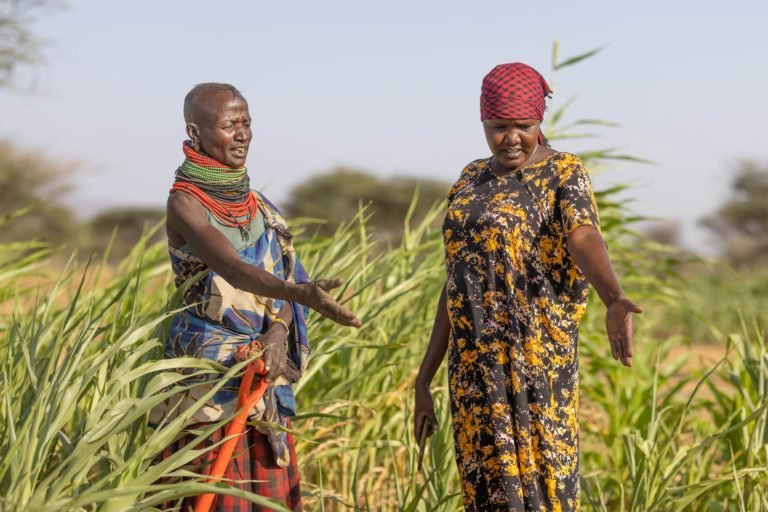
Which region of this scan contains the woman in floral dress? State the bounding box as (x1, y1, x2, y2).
(414, 63, 642, 511)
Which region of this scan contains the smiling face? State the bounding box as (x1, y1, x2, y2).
(482, 118, 541, 173)
(186, 90, 252, 168)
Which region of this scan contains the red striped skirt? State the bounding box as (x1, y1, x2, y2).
(159, 421, 301, 512)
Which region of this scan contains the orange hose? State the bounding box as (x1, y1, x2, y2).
(194, 359, 269, 512)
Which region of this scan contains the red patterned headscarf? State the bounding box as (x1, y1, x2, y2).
(480, 63, 552, 144)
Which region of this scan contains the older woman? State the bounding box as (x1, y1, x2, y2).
(153, 83, 360, 511)
(414, 63, 642, 511)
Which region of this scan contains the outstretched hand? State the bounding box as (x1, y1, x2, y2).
(606, 296, 643, 367)
(302, 278, 362, 328)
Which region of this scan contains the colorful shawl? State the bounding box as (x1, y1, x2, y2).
(152, 185, 310, 467)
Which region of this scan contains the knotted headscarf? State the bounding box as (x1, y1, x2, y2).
(480, 63, 552, 144)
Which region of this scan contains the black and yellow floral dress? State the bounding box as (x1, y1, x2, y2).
(443, 152, 600, 511)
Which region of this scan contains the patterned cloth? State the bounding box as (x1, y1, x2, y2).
(480, 63, 552, 121)
(151, 191, 310, 471)
(480, 62, 552, 146)
(159, 420, 301, 511)
(443, 152, 600, 511)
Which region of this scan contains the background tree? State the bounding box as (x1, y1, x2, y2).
(0, 139, 76, 244)
(84, 207, 165, 259)
(701, 160, 768, 266)
(1, 1, 76, 247)
(0, 0, 57, 87)
(642, 221, 682, 248)
(283, 167, 449, 243)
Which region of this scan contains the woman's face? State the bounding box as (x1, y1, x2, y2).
(483, 118, 540, 172)
(191, 92, 252, 168)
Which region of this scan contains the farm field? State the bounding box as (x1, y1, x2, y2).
(1, 199, 767, 511)
(1, 31, 766, 510)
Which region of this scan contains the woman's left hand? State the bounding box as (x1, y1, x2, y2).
(605, 296, 643, 367)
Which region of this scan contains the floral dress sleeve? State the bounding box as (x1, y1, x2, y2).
(557, 157, 601, 235)
(447, 159, 489, 206)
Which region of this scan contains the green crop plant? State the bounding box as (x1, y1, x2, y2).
(1, 43, 766, 511)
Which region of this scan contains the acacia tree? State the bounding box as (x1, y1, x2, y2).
(701, 160, 768, 265)
(0, 0, 57, 86)
(0, 140, 76, 244)
(283, 167, 449, 242)
(0, 1, 77, 246)
(85, 207, 165, 258)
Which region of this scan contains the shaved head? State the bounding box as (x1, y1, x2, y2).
(183, 83, 252, 168)
(184, 83, 245, 124)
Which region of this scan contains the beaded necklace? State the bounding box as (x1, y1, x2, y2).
(171, 141, 259, 241)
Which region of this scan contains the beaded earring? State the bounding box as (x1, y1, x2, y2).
(192, 138, 200, 152)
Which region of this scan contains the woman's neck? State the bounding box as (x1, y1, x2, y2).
(490, 145, 554, 177)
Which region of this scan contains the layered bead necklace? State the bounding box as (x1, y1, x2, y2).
(171, 141, 259, 241)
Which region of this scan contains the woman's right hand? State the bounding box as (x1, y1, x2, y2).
(297, 278, 362, 328)
(167, 193, 362, 328)
(414, 382, 438, 441)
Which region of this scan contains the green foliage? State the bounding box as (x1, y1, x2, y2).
(283, 167, 448, 243)
(1, 42, 766, 512)
(649, 263, 768, 344)
(702, 160, 768, 266)
(0, 231, 293, 511)
(0, 0, 58, 87)
(84, 207, 166, 260)
(88, 208, 166, 240)
(289, 203, 459, 510)
(0, 139, 77, 245)
(1, 199, 766, 510)
(0, 139, 162, 257)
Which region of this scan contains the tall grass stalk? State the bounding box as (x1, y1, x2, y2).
(1, 43, 766, 511)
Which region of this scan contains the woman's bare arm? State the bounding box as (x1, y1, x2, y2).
(414, 284, 450, 439)
(566, 225, 642, 367)
(167, 191, 361, 327)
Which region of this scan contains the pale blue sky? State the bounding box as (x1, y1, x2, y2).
(1, 0, 766, 252)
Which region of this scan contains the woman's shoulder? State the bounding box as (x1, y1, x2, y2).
(456, 157, 490, 183)
(547, 151, 585, 169)
(544, 152, 590, 183)
(463, 157, 491, 173)
(466, 156, 491, 167)
(447, 158, 490, 203)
